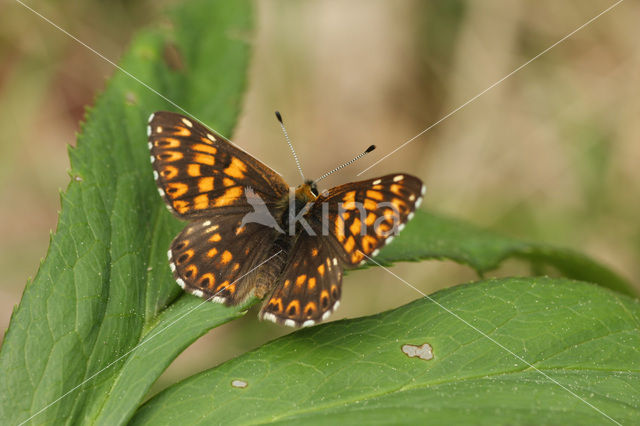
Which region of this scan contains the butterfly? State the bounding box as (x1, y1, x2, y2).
(148, 111, 425, 327)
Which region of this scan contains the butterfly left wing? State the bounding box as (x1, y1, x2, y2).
(259, 235, 342, 327)
(310, 173, 425, 266)
(169, 214, 284, 305)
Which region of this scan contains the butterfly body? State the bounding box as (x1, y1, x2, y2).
(149, 111, 424, 327)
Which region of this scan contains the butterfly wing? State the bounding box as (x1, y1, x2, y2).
(311, 173, 425, 266)
(169, 214, 286, 305)
(259, 235, 342, 327)
(149, 111, 288, 219)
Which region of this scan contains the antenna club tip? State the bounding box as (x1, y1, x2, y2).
(275, 111, 283, 123)
(366, 145, 376, 153)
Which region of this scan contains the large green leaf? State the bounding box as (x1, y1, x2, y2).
(375, 210, 635, 296)
(0, 1, 253, 425)
(132, 277, 640, 425)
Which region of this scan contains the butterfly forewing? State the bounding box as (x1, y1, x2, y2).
(259, 235, 342, 327)
(311, 174, 425, 266)
(149, 111, 288, 219)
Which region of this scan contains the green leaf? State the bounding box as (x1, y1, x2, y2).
(132, 277, 640, 425)
(0, 1, 253, 425)
(375, 210, 636, 297)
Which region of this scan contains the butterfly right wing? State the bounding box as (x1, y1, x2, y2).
(311, 173, 425, 266)
(259, 234, 342, 327)
(169, 214, 285, 305)
(149, 111, 289, 219)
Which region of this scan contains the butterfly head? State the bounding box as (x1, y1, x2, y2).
(295, 180, 319, 203)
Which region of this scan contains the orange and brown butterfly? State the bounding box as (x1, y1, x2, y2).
(148, 111, 425, 327)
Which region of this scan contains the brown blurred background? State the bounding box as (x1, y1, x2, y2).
(1, 0, 638, 397)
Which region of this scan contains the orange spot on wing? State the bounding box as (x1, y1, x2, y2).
(307, 277, 316, 290)
(376, 222, 390, 235)
(349, 218, 361, 235)
(216, 281, 230, 292)
(383, 208, 397, 221)
(365, 212, 376, 226)
(317, 264, 325, 276)
(343, 236, 355, 253)
(366, 190, 383, 200)
(392, 198, 406, 211)
(320, 290, 330, 308)
(364, 199, 378, 210)
(192, 143, 217, 154)
(158, 151, 183, 162)
(269, 297, 283, 313)
(361, 235, 377, 253)
(296, 275, 307, 286)
(343, 191, 356, 202)
(161, 165, 178, 179)
(209, 233, 221, 242)
(334, 217, 346, 242)
(173, 200, 189, 214)
(156, 137, 180, 148)
(166, 182, 189, 199)
(224, 157, 247, 179)
(351, 252, 364, 264)
(330, 284, 339, 299)
(214, 187, 242, 207)
(185, 264, 198, 278)
(200, 273, 215, 288)
(223, 178, 235, 187)
(304, 301, 317, 317)
(207, 248, 218, 258)
(198, 177, 214, 193)
(194, 194, 209, 210)
(176, 249, 194, 264)
(173, 126, 191, 136)
(286, 300, 300, 315)
(342, 191, 357, 210)
(311, 248, 319, 257)
(390, 184, 403, 195)
(221, 250, 232, 264)
(187, 163, 201, 177)
(193, 153, 215, 166)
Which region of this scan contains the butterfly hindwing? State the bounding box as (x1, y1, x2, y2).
(310, 174, 425, 266)
(259, 235, 343, 327)
(149, 111, 288, 219)
(169, 214, 283, 305)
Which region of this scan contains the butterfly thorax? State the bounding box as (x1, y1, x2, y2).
(273, 181, 319, 234)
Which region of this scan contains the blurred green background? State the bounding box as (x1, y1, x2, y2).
(1, 0, 638, 398)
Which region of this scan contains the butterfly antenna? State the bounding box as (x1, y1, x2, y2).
(275, 111, 305, 181)
(314, 145, 376, 184)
